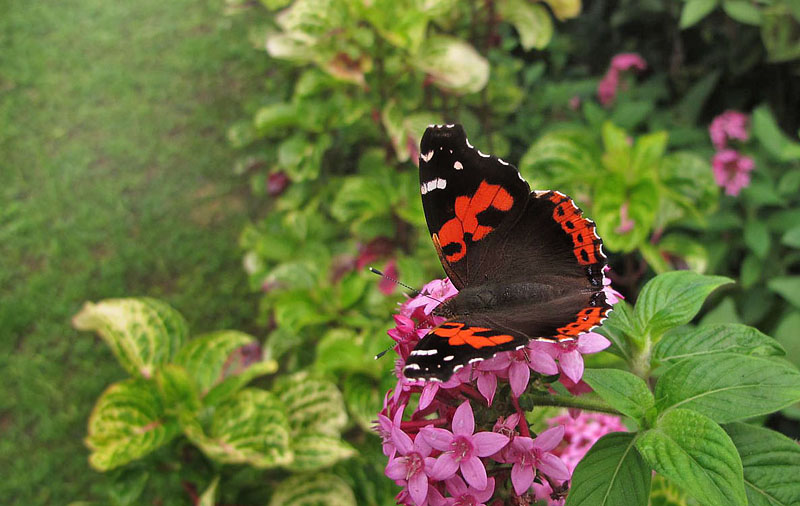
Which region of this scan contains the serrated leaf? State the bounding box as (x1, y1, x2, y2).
(655, 353, 800, 423)
(183, 389, 293, 468)
(582, 369, 654, 423)
(412, 35, 489, 94)
(275, 373, 348, 437)
(768, 276, 800, 308)
(73, 298, 188, 378)
(565, 432, 650, 506)
(680, 0, 719, 29)
(287, 434, 356, 471)
(268, 473, 356, 506)
(724, 422, 800, 506)
(499, 0, 553, 50)
(635, 271, 733, 339)
(654, 323, 784, 364)
(86, 378, 180, 471)
(173, 331, 275, 402)
(636, 409, 745, 506)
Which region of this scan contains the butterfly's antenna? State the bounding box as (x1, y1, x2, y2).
(374, 345, 394, 360)
(368, 267, 445, 305)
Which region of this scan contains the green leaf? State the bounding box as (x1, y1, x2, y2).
(204, 360, 279, 407)
(106, 468, 149, 506)
(596, 300, 639, 359)
(565, 432, 650, 506)
(73, 298, 188, 378)
(740, 253, 762, 288)
(86, 378, 180, 471)
(582, 369, 654, 423)
(173, 330, 276, 402)
(631, 131, 668, 176)
(275, 372, 348, 437)
(183, 388, 293, 468)
(155, 364, 201, 414)
(254, 102, 299, 136)
(723, 0, 763, 25)
(648, 474, 689, 506)
(268, 473, 356, 506)
(680, 0, 719, 28)
(636, 409, 745, 506)
(635, 271, 733, 339)
(198, 476, 220, 506)
(782, 225, 800, 248)
(412, 35, 489, 94)
(655, 353, 800, 423)
(724, 422, 800, 506)
(542, 0, 581, 20)
(752, 105, 800, 162)
(342, 374, 382, 431)
(768, 276, 800, 308)
(499, 0, 553, 50)
(286, 434, 357, 471)
(744, 220, 771, 259)
(654, 323, 784, 363)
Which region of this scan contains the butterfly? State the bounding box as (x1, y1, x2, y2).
(403, 124, 611, 382)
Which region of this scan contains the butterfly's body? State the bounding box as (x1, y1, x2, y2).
(404, 124, 612, 382)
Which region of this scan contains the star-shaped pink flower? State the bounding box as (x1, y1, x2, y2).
(529, 332, 610, 383)
(403, 278, 458, 315)
(421, 401, 510, 490)
(509, 426, 570, 496)
(385, 427, 436, 505)
(443, 476, 495, 506)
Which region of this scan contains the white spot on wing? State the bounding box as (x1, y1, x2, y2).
(421, 150, 434, 162)
(498, 158, 509, 166)
(436, 178, 447, 189)
(443, 355, 454, 361)
(477, 150, 490, 158)
(411, 349, 438, 356)
(404, 363, 421, 370)
(454, 161, 463, 170)
(465, 138, 473, 148)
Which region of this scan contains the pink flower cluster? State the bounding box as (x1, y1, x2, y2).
(708, 111, 755, 196)
(376, 277, 625, 504)
(597, 53, 647, 106)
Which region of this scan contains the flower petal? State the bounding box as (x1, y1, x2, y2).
(477, 372, 497, 406)
(429, 453, 460, 481)
(418, 383, 438, 411)
(509, 361, 530, 398)
(460, 456, 487, 490)
(532, 425, 565, 452)
(472, 431, 510, 457)
(444, 475, 468, 497)
(408, 469, 429, 505)
(392, 427, 414, 455)
(559, 349, 584, 383)
(528, 348, 559, 375)
(474, 477, 495, 502)
(452, 401, 475, 436)
(420, 427, 454, 452)
(385, 456, 408, 480)
(537, 452, 571, 482)
(577, 332, 610, 354)
(511, 462, 534, 496)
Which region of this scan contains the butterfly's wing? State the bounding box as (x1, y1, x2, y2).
(419, 124, 530, 290)
(404, 290, 608, 381)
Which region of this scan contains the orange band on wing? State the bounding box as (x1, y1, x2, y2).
(547, 192, 604, 266)
(433, 322, 514, 349)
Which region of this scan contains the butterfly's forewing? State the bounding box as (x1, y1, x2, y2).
(419, 125, 529, 290)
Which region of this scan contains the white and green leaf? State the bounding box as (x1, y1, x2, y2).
(268, 473, 356, 506)
(275, 372, 348, 437)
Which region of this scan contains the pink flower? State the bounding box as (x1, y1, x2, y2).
(712, 149, 755, 196)
(379, 260, 400, 295)
(485, 346, 558, 398)
(404, 278, 459, 315)
(610, 53, 647, 73)
(421, 401, 510, 490)
(602, 266, 624, 305)
(443, 476, 495, 506)
(509, 426, 570, 495)
(546, 411, 628, 473)
(530, 333, 611, 383)
(267, 171, 290, 196)
(597, 53, 647, 106)
(385, 427, 437, 505)
(375, 403, 406, 457)
(568, 95, 581, 111)
(709, 110, 749, 150)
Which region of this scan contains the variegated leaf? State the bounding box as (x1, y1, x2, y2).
(286, 434, 356, 471)
(86, 378, 180, 471)
(275, 372, 348, 437)
(183, 389, 292, 468)
(73, 298, 187, 378)
(268, 473, 356, 506)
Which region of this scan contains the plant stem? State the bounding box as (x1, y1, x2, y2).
(527, 393, 622, 416)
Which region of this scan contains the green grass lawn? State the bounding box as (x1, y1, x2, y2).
(0, 1, 271, 502)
